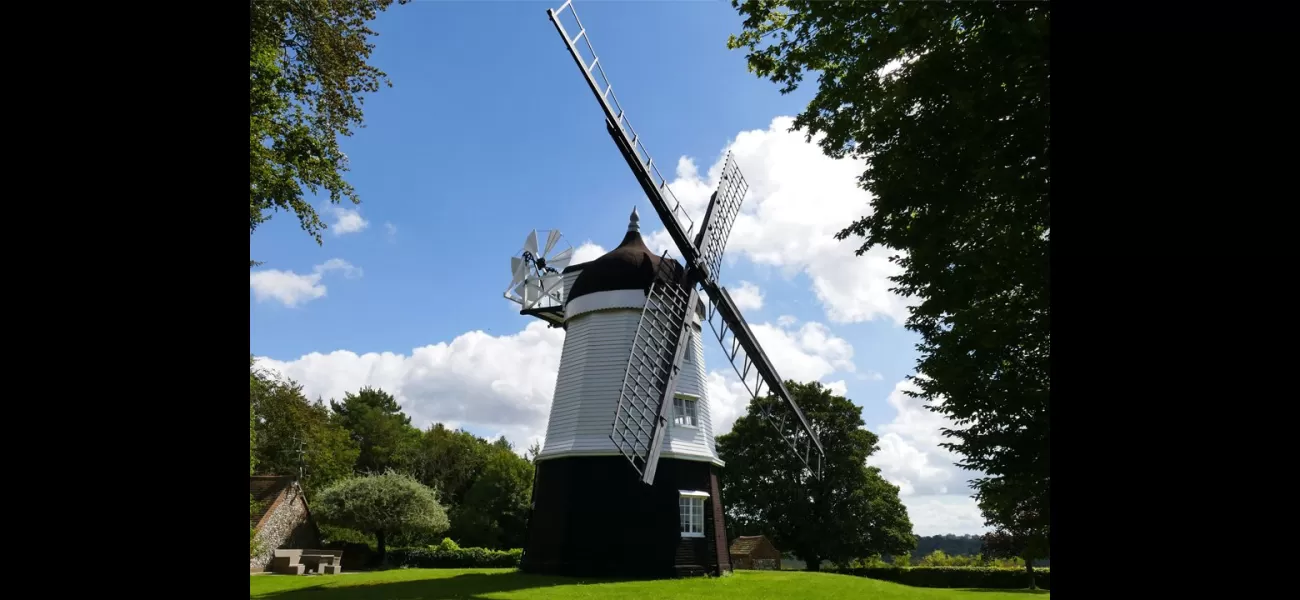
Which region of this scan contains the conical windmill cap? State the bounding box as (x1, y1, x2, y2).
(565, 207, 683, 306)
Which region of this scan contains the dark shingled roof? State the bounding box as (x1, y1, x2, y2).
(250, 475, 294, 528)
(565, 229, 683, 305)
(729, 535, 777, 556)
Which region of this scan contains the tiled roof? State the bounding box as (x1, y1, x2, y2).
(250, 475, 293, 529)
(729, 535, 768, 556)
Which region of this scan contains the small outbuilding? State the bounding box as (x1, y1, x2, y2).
(729, 535, 781, 570)
(250, 475, 320, 572)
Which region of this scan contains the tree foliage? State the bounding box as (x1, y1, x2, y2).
(251, 356, 259, 476)
(728, 0, 1050, 558)
(718, 381, 916, 570)
(448, 445, 533, 549)
(249, 0, 408, 261)
(410, 424, 491, 507)
(314, 470, 449, 562)
(979, 477, 1049, 588)
(330, 386, 421, 475)
(251, 364, 360, 495)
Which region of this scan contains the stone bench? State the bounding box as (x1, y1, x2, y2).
(271, 549, 305, 575)
(301, 549, 344, 575)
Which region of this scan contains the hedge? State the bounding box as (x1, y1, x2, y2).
(834, 566, 1050, 590)
(385, 546, 523, 569)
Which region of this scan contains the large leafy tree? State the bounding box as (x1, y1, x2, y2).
(718, 381, 915, 570)
(448, 446, 533, 549)
(314, 470, 449, 562)
(249, 0, 408, 263)
(329, 387, 421, 475)
(251, 365, 360, 495)
(728, 0, 1050, 556)
(410, 424, 492, 507)
(979, 477, 1049, 588)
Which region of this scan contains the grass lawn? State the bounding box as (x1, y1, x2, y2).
(249, 568, 1050, 599)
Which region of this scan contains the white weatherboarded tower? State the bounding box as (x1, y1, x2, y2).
(537, 209, 722, 467)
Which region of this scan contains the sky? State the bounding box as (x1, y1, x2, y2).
(250, 0, 984, 537)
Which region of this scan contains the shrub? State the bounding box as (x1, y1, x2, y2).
(835, 566, 1050, 590)
(891, 552, 912, 567)
(322, 541, 376, 570)
(385, 546, 523, 569)
(435, 537, 461, 551)
(250, 527, 262, 558)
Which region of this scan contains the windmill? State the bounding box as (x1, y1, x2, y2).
(507, 1, 826, 579)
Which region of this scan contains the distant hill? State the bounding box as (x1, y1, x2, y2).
(914, 534, 985, 557)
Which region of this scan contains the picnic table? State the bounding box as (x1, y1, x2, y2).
(270, 549, 344, 575)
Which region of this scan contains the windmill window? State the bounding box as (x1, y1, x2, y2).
(678, 490, 708, 538)
(673, 396, 698, 428)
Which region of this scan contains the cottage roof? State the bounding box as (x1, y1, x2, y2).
(729, 535, 776, 556)
(250, 475, 294, 528)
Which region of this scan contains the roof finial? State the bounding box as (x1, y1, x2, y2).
(628, 206, 640, 233)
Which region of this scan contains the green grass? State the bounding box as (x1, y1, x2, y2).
(249, 568, 1050, 599)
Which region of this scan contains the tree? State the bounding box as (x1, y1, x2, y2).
(728, 0, 1050, 557)
(314, 470, 449, 562)
(411, 424, 491, 507)
(448, 446, 533, 549)
(330, 387, 421, 475)
(979, 477, 1049, 588)
(251, 358, 259, 476)
(718, 381, 916, 570)
(249, 0, 408, 263)
(252, 365, 360, 495)
(525, 440, 542, 463)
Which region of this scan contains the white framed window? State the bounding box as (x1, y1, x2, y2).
(679, 490, 708, 538)
(673, 395, 698, 428)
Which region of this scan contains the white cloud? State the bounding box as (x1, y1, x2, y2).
(730, 280, 764, 311)
(329, 206, 370, 236)
(776, 314, 798, 327)
(859, 370, 885, 382)
(254, 321, 566, 452)
(645, 117, 914, 325)
(750, 320, 855, 382)
(823, 379, 848, 397)
(570, 242, 606, 266)
(384, 222, 398, 241)
(901, 494, 986, 537)
(250, 259, 362, 308)
(866, 378, 987, 536)
(705, 318, 855, 436)
(705, 371, 750, 438)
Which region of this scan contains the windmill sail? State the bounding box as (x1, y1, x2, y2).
(694, 152, 747, 284)
(610, 255, 699, 484)
(548, 0, 824, 480)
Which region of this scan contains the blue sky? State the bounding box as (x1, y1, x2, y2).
(251, 0, 983, 536)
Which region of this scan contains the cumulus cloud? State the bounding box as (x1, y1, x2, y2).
(329, 206, 370, 235)
(730, 280, 764, 311)
(750, 320, 855, 382)
(705, 318, 856, 436)
(249, 259, 362, 308)
(254, 321, 566, 452)
(645, 117, 914, 325)
(867, 378, 987, 536)
(823, 379, 848, 397)
(901, 494, 986, 537)
(570, 242, 606, 266)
